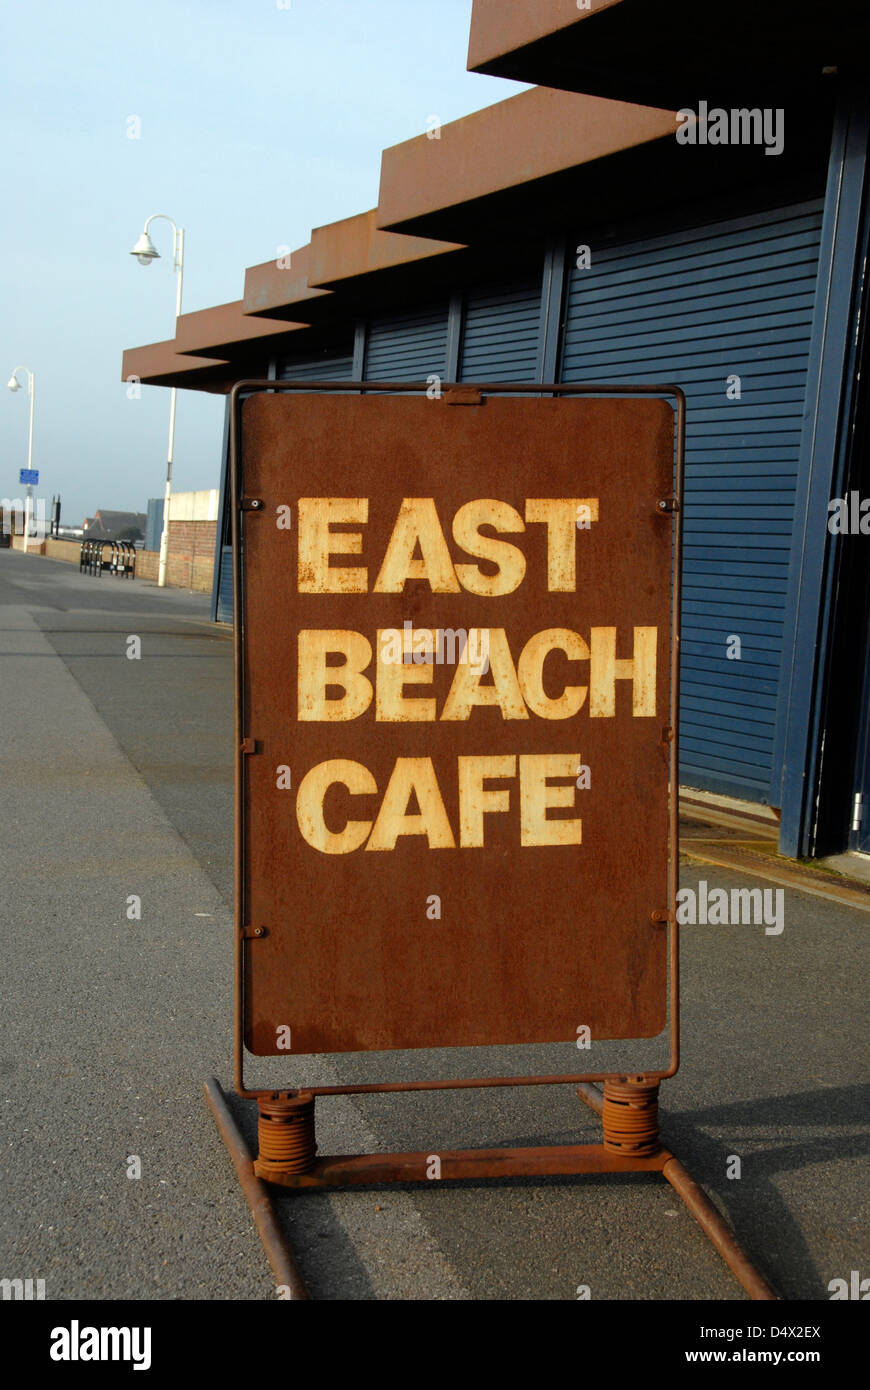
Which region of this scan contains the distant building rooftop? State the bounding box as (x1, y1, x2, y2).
(81, 510, 146, 540)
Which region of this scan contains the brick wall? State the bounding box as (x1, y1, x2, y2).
(18, 521, 217, 593)
(137, 519, 217, 592)
(11, 535, 46, 554)
(43, 538, 79, 562)
(136, 549, 158, 581)
(167, 519, 217, 592)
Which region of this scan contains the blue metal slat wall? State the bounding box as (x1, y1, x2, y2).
(279, 352, 355, 382)
(216, 543, 234, 624)
(362, 277, 544, 385)
(459, 277, 542, 380)
(215, 284, 543, 618)
(561, 197, 825, 802)
(364, 305, 449, 380)
(144, 497, 163, 553)
(214, 351, 356, 623)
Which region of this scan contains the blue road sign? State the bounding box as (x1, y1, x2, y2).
(19, 469, 38, 485)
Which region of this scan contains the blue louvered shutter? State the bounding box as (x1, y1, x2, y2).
(279, 352, 354, 382)
(364, 305, 448, 382)
(459, 278, 542, 381)
(561, 198, 824, 802)
(216, 545, 233, 624)
(210, 353, 356, 623)
(213, 353, 355, 625)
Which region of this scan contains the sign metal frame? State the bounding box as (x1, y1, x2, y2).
(229, 379, 683, 1098)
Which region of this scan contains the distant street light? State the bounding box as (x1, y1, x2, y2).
(128, 213, 185, 587)
(7, 366, 36, 553)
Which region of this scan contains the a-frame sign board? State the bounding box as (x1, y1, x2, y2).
(204, 381, 776, 1302)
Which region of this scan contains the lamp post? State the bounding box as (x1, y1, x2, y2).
(7, 366, 35, 552)
(129, 214, 184, 587)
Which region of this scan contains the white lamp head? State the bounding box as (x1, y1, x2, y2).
(7, 375, 21, 392)
(130, 231, 160, 266)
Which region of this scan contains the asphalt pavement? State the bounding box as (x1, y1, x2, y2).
(0, 550, 867, 1300)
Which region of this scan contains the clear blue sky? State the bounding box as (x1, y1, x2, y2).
(1, 0, 527, 525)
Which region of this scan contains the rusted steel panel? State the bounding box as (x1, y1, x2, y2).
(242, 243, 331, 320)
(467, 0, 622, 72)
(308, 209, 463, 289)
(174, 301, 301, 358)
(120, 339, 232, 390)
(238, 390, 675, 1056)
(376, 88, 676, 236)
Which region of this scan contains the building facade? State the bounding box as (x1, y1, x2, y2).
(122, 2, 870, 864)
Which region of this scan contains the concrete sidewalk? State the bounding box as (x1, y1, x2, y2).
(1, 550, 867, 1300)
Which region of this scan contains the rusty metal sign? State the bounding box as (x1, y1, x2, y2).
(233, 384, 680, 1062)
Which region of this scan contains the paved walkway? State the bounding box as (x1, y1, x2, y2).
(0, 551, 867, 1299)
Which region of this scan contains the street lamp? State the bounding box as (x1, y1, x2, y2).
(129, 213, 185, 587)
(130, 230, 160, 265)
(7, 366, 35, 553)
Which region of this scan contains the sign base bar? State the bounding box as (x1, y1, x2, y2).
(577, 1080, 778, 1301)
(253, 1143, 669, 1187)
(204, 1076, 778, 1302)
(202, 1078, 309, 1300)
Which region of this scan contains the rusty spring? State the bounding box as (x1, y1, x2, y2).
(601, 1078, 660, 1156)
(257, 1091, 317, 1174)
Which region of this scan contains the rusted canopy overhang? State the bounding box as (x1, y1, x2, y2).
(309, 208, 464, 292)
(243, 242, 333, 324)
(468, 0, 621, 74)
(121, 339, 239, 394)
(174, 300, 307, 360)
(467, 0, 870, 109)
(376, 86, 679, 243)
(377, 83, 832, 246)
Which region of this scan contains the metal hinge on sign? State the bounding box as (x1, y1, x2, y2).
(241, 925, 267, 940)
(240, 738, 258, 755)
(445, 387, 483, 406)
(661, 726, 674, 745)
(853, 793, 864, 832)
(657, 497, 679, 514)
(651, 910, 674, 924)
(240, 497, 264, 512)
